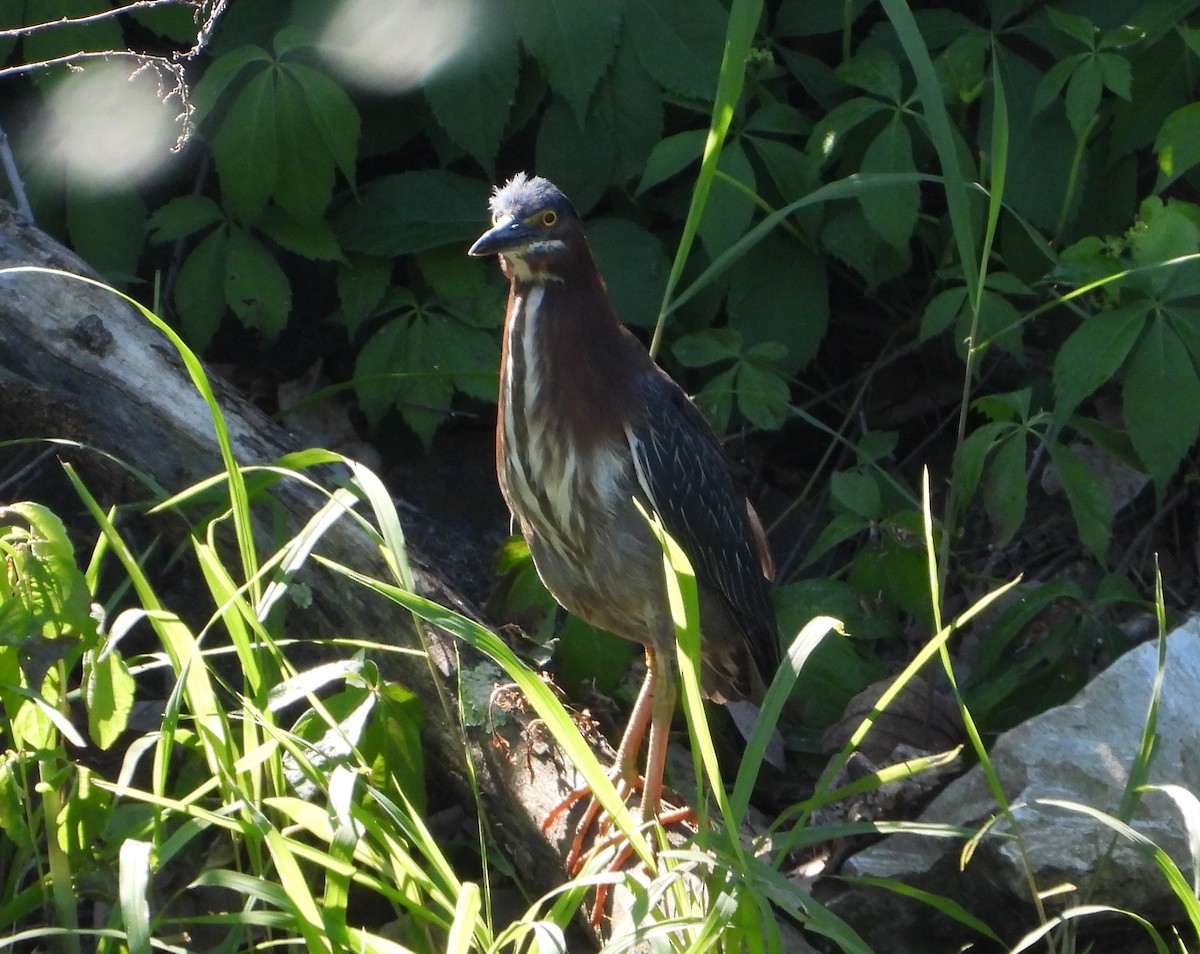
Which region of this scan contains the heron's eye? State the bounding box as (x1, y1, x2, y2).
(540, 209, 557, 227)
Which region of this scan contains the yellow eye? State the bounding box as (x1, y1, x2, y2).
(540, 209, 557, 227)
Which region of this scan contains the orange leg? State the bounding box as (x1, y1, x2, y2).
(541, 649, 697, 928)
(542, 654, 657, 870)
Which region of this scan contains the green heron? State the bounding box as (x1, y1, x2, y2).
(469, 173, 780, 873)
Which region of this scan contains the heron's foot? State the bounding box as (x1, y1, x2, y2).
(579, 803, 696, 928)
(542, 771, 642, 873)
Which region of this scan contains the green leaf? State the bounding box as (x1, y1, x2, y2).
(513, 0, 620, 121)
(423, 10, 519, 169)
(66, 188, 147, 286)
(1097, 51, 1132, 100)
(1053, 303, 1149, 417)
(357, 298, 500, 435)
(174, 225, 230, 349)
(746, 136, 822, 208)
(1064, 56, 1102, 139)
(1031, 55, 1080, 117)
(417, 248, 505, 328)
(693, 365, 737, 432)
(256, 207, 344, 261)
(336, 171, 492, 256)
(830, 470, 881, 519)
(836, 49, 903, 102)
(213, 68, 278, 223)
(983, 431, 1027, 546)
(332, 256, 393, 339)
(808, 96, 888, 164)
(273, 72, 335, 221)
(86, 650, 135, 749)
(1124, 316, 1200, 487)
(284, 63, 360, 186)
(586, 38, 663, 182)
(1047, 8, 1097, 48)
(624, 0, 727, 99)
(147, 195, 224, 244)
(1156, 103, 1200, 188)
(735, 361, 791, 430)
(859, 114, 919, 250)
(1044, 440, 1112, 561)
(673, 328, 740, 367)
(638, 129, 706, 193)
(917, 287, 964, 342)
(191, 45, 272, 121)
(698, 139, 756, 257)
(535, 99, 614, 212)
(588, 218, 668, 327)
(224, 226, 292, 340)
(955, 421, 1006, 514)
(1129, 197, 1200, 297)
(726, 231, 829, 372)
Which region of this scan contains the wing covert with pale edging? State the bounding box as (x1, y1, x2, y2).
(626, 369, 781, 695)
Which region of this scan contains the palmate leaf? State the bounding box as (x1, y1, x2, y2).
(512, 0, 620, 121)
(335, 171, 491, 257)
(698, 139, 756, 257)
(1053, 302, 1150, 418)
(274, 72, 336, 222)
(1124, 315, 1200, 488)
(624, 0, 727, 100)
(213, 68, 278, 224)
(982, 430, 1028, 547)
(1044, 439, 1113, 561)
(174, 225, 229, 349)
(726, 231, 829, 372)
(1155, 102, 1200, 188)
(224, 226, 292, 340)
(536, 38, 662, 208)
(859, 114, 919, 251)
(354, 311, 498, 447)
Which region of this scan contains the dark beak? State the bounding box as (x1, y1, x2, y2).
(468, 215, 533, 257)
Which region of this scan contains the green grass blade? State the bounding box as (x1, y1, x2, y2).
(650, 0, 763, 357)
(117, 839, 153, 954)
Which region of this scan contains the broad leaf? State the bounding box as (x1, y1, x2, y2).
(735, 360, 791, 430)
(336, 171, 491, 256)
(638, 130, 706, 194)
(512, 0, 620, 121)
(175, 226, 230, 348)
(1064, 56, 1102, 139)
(86, 650, 135, 750)
(274, 72, 336, 221)
(147, 195, 224, 244)
(284, 62, 360, 186)
(588, 218, 669, 328)
(1053, 302, 1149, 417)
(224, 226, 292, 340)
(1124, 316, 1200, 488)
(213, 68, 278, 223)
(624, 0, 727, 100)
(983, 430, 1028, 546)
(1155, 102, 1200, 188)
(726, 231, 829, 372)
(1044, 440, 1113, 561)
(698, 139, 756, 257)
(859, 114, 919, 250)
(423, 17, 520, 169)
(830, 470, 881, 519)
(191, 45, 272, 121)
(836, 49, 903, 102)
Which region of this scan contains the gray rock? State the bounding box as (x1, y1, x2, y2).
(822, 619, 1200, 952)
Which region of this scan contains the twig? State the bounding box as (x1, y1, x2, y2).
(0, 0, 197, 39)
(0, 121, 33, 223)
